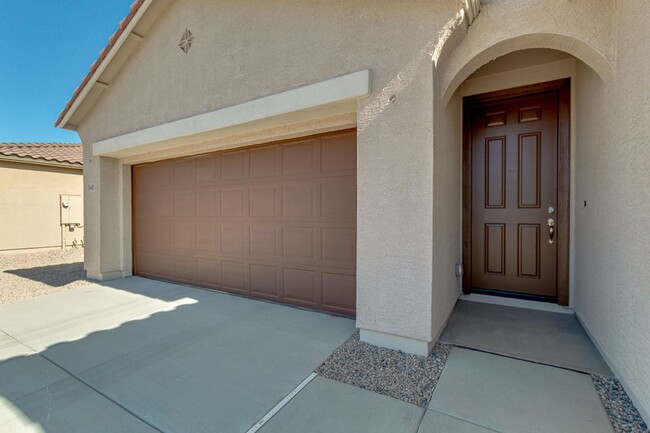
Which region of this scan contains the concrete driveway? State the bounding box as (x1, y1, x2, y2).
(1, 278, 623, 433)
(0, 277, 381, 433)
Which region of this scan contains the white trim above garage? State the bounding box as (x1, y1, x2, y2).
(93, 70, 371, 159)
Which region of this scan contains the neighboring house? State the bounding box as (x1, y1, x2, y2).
(0, 143, 84, 252)
(54, 0, 650, 421)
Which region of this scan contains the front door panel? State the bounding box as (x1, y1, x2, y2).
(470, 93, 558, 298)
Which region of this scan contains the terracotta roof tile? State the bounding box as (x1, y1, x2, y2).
(0, 143, 83, 166)
(55, 0, 146, 127)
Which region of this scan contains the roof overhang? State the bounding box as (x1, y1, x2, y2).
(56, 0, 172, 130)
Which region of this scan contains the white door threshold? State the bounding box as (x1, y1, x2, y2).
(460, 293, 574, 314)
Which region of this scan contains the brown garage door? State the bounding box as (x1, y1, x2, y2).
(133, 130, 356, 315)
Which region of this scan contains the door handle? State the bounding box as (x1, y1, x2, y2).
(548, 218, 555, 244)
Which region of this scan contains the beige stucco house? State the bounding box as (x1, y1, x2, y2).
(55, 0, 650, 421)
(0, 143, 83, 252)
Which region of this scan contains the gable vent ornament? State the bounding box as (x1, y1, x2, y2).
(179, 29, 194, 53)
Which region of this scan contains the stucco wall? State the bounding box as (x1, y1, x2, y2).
(573, 0, 650, 418)
(76, 0, 461, 346)
(438, 0, 616, 103)
(431, 88, 462, 337)
(78, 0, 454, 143)
(0, 161, 83, 251)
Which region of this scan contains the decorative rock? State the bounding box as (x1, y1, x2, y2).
(315, 331, 451, 408)
(592, 374, 649, 433)
(0, 249, 88, 304)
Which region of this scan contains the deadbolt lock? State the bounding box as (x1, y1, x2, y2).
(548, 206, 555, 214)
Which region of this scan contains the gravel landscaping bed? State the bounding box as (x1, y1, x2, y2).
(592, 374, 649, 433)
(315, 331, 451, 407)
(0, 249, 89, 304)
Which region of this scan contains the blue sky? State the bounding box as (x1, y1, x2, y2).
(0, 1, 134, 143)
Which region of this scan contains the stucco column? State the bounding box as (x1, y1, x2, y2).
(84, 155, 126, 280)
(355, 63, 435, 356)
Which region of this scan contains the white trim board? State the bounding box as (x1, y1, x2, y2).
(93, 70, 371, 159)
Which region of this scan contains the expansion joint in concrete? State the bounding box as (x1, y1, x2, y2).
(2, 330, 166, 433)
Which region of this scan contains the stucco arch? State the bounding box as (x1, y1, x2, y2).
(439, 32, 614, 105)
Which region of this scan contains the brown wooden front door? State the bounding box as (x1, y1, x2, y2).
(465, 82, 569, 302)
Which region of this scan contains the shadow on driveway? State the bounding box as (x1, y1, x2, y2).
(4, 262, 86, 287)
(0, 278, 356, 433)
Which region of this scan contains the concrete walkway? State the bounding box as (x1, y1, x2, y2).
(426, 347, 613, 433)
(440, 299, 612, 375)
(0, 279, 618, 432)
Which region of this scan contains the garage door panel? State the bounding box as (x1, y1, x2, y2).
(197, 258, 221, 286)
(174, 223, 196, 251)
(282, 183, 316, 217)
(144, 191, 172, 217)
(137, 252, 174, 278)
(220, 188, 248, 217)
(134, 252, 155, 274)
(136, 220, 173, 251)
(250, 145, 280, 178)
(321, 135, 356, 173)
(250, 185, 279, 217)
(196, 155, 220, 183)
(321, 227, 356, 264)
(322, 273, 356, 312)
(283, 139, 316, 175)
(174, 160, 196, 185)
(135, 194, 153, 217)
(221, 150, 248, 180)
(196, 223, 220, 253)
(134, 221, 156, 250)
(250, 226, 279, 257)
(174, 256, 197, 281)
(221, 225, 248, 256)
(155, 163, 175, 187)
(283, 227, 315, 260)
(196, 191, 218, 217)
(134, 130, 356, 315)
(135, 164, 157, 191)
(173, 191, 195, 217)
(283, 268, 317, 304)
(222, 261, 248, 293)
(321, 177, 356, 218)
(250, 264, 280, 298)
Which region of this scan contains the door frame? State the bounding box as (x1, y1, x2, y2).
(462, 78, 570, 305)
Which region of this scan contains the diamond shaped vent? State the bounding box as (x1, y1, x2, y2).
(179, 29, 194, 54)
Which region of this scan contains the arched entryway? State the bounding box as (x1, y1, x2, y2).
(432, 43, 610, 307)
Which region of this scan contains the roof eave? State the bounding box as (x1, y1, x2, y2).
(55, 0, 154, 130)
